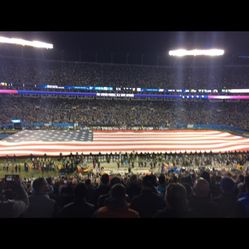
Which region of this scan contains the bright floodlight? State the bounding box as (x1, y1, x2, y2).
(169, 49, 224, 57)
(0, 36, 53, 49)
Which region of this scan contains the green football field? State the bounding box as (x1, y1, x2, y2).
(0, 156, 232, 179)
(0, 158, 161, 179)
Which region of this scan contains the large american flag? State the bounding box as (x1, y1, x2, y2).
(0, 129, 249, 157)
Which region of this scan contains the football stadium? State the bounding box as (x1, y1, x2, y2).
(0, 31, 249, 218)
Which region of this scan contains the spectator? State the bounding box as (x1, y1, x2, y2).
(214, 177, 243, 217)
(57, 183, 95, 218)
(130, 175, 165, 217)
(55, 184, 74, 211)
(201, 171, 211, 184)
(94, 184, 139, 218)
(126, 175, 142, 201)
(157, 174, 167, 198)
(94, 174, 110, 204)
(97, 177, 122, 208)
(189, 178, 220, 217)
(0, 178, 29, 218)
(154, 183, 190, 218)
(238, 175, 249, 217)
(85, 179, 96, 204)
(23, 177, 56, 218)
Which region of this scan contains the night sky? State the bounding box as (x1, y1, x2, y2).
(1, 31, 249, 63)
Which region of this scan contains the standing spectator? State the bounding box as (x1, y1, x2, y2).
(130, 175, 165, 217)
(154, 183, 190, 218)
(238, 175, 249, 217)
(126, 175, 142, 201)
(214, 177, 243, 218)
(94, 184, 139, 218)
(0, 178, 29, 218)
(22, 178, 56, 218)
(97, 177, 122, 208)
(157, 174, 167, 198)
(56, 184, 74, 211)
(189, 178, 220, 217)
(94, 174, 110, 204)
(85, 179, 96, 204)
(57, 183, 95, 218)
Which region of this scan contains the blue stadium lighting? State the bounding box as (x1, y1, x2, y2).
(11, 119, 21, 123)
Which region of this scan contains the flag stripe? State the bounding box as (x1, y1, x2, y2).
(0, 129, 248, 157)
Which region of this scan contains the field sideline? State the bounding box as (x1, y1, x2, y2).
(0, 161, 156, 178)
(0, 156, 239, 179)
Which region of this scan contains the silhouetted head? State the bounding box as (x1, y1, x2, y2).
(74, 183, 87, 201)
(165, 183, 188, 211)
(245, 175, 249, 192)
(201, 171, 210, 183)
(85, 179, 92, 186)
(220, 177, 235, 194)
(194, 178, 210, 198)
(110, 184, 126, 200)
(159, 174, 166, 185)
(32, 178, 50, 194)
(142, 175, 157, 189)
(101, 174, 109, 185)
(110, 177, 122, 187)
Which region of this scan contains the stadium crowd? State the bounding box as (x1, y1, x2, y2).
(1, 55, 249, 130)
(1, 96, 249, 130)
(1, 162, 249, 218)
(1, 55, 249, 89)
(1, 54, 249, 218)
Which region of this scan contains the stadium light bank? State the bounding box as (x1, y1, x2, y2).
(169, 49, 224, 57)
(0, 36, 53, 49)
